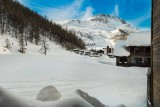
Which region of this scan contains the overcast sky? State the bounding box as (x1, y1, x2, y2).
(17, 0, 151, 30)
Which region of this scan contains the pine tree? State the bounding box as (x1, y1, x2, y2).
(0, 0, 85, 51)
(39, 36, 49, 55)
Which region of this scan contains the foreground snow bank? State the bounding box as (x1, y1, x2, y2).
(36, 86, 61, 101)
(0, 86, 90, 107)
(0, 86, 126, 107)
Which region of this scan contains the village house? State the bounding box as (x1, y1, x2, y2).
(103, 46, 114, 56)
(114, 31, 151, 67)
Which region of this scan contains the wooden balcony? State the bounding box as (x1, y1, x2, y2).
(130, 52, 151, 57)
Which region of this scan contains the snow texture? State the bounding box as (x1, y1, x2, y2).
(0, 86, 93, 107)
(36, 86, 61, 101)
(125, 31, 151, 47)
(0, 55, 147, 107)
(0, 34, 73, 55)
(0, 33, 147, 107)
(114, 40, 130, 56)
(0, 45, 11, 54)
(76, 89, 105, 107)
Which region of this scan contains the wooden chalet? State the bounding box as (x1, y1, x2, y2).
(147, 0, 160, 106)
(114, 31, 151, 67)
(103, 46, 114, 55)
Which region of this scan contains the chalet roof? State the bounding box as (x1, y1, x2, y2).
(114, 40, 130, 57)
(125, 31, 151, 47)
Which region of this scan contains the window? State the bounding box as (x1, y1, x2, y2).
(145, 47, 151, 53)
(134, 47, 144, 53)
(135, 58, 142, 64)
(120, 57, 128, 63)
(145, 58, 150, 64)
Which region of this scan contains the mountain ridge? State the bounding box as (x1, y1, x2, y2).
(57, 14, 139, 48)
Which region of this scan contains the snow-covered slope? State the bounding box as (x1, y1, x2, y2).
(0, 34, 74, 55)
(0, 45, 11, 55)
(58, 14, 139, 48)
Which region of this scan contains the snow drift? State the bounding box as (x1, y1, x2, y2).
(36, 86, 61, 101)
(0, 86, 126, 107)
(0, 46, 11, 55)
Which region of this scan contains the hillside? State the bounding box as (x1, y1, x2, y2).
(0, 0, 85, 55)
(0, 34, 75, 55)
(58, 14, 139, 48)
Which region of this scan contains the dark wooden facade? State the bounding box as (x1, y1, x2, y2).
(116, 46, 151, 67)
(148, 0, 160, 106)
(103, 46, 113, 55)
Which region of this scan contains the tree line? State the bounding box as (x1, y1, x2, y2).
(0, 0, 85, 54)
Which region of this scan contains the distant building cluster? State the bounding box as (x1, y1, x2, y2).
(73, 31, 151, 67)
(73, 48, 104, 57)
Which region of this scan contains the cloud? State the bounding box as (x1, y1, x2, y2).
(128, 11, 151, 27)
(81, 6, 94, 20)
(16, 0, 94, 21)
(139, 27, 151, 31)
(111, 4, 119, 17)
(40, 0, 84, 21)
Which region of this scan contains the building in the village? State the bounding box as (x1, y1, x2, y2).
(147, 0, 160, 106)
(114, 31, 151, 67)
(103, 46, 114, 56)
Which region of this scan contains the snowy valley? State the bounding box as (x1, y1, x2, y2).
(0, 0, 149, 107)
(0, 32, 148, 107)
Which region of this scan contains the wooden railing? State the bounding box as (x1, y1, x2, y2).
(130, 52, 150, 56)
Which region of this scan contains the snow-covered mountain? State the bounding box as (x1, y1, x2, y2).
(57, 14, 139, 48)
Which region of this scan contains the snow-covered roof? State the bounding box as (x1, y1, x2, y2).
(114, 40, 130, 57)
(125, 31, 151, 47)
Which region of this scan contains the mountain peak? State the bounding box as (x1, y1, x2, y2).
(65, 13, 128, 26)
(58, 13, 138, 48)
(94, 14, 111, 17)
(92, 14, 127, 24)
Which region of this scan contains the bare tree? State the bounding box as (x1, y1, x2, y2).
(5, 38, 11, 49)
(0, 0, 85, 51)
(39, 36, 49, 55)
(19, 35, 25, 53)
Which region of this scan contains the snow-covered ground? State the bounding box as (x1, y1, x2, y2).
(0, 54, 147, 107)
(0, 34, 73, 55)
(0, 33, 148, 107)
